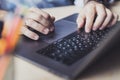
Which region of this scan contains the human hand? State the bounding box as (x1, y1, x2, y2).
(77, 1, 119, 33)
(21, 7, 55, 40)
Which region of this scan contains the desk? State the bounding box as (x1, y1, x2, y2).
(11, 2, 120, 80)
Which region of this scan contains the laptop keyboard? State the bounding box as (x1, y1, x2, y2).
(37, 28, 111, 65)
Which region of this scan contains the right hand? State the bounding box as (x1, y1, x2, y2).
(77, 1, 119, 33)
(21, 7, 55, 40)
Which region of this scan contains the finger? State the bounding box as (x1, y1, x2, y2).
(26, 12, 52, 28)
(99, 8, 113, 30)
(29, 7, 55, 31)
(76, 13, 85, 30)
(93, 4, 106, 31)
(25, 19, 49, 34)
(108, 13, 119, 27)
(29, 7, 51, 19)
(51, 16, 55, 22)
(46, 16, 55, 32)
(21, 26, 39, 40)
(85, 8, 96, 33)
(49, 27, 55, 32)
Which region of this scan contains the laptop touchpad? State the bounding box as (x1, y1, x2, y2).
(42, 20, 77, 43)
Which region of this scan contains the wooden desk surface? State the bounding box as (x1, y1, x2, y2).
(3, 1, 120, 80)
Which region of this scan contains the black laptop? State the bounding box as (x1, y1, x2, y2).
(15, 13, 120, 80)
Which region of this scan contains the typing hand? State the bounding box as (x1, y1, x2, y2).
(77, 1, 119, 33)
(21, 7, 55, 40)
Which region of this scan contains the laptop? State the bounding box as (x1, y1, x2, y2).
(15, 13, 120, 80)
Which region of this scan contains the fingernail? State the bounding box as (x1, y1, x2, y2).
(43, 28, 49, 34)
(50, 26, 54, 31)
(99, 27, 103, 30)
(34, 35, 39, 40)
(86, 29, 90, 33)
(93, 27, 97, 31)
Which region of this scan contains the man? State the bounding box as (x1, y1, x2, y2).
(21, 0, 118, 40)
(0, 0, 118, 40)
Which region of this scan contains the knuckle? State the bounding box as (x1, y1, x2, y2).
(101, 12, 107, 18)
(30, 7, 37, 10)
(114, 14, 118, 19)
(89, 3, 95, 7)
(25, 19, 31, 25)
(47, 22, 51, 26)
(107, 9, 112, 17)
(44, 13, 50, 19)
(32, 22, 39, 28)
(89, 13, 94, 18)
(98, 4, 104, 8)
(29, 7, 37, 12)
(109, 12, 112, 17)
(29, 7, 34, 11)
(38, 14, 43, 20)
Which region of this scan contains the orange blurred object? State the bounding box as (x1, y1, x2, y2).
(0, 10, 23, 80)
(0, 39, 7, 55)
(0, 13, 23, 55)
(0, 55, 11, 80)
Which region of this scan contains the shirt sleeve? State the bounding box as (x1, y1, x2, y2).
(74, 0, 85, 8)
